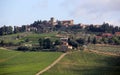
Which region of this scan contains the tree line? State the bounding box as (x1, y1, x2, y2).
(0, 21, 120, 36)
(67, 36, 120, 49)
(86, 22, 120, 33)
(0, 25, 13, 35)
(17, 38, 61, 51)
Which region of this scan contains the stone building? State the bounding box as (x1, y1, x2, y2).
(58, 38, 72, 52)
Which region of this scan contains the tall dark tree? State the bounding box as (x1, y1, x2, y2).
(8, 26, 13, 34)
(108, 38, 114, 44)
(0, 40, 4, 46)
(22, 25, 27, 32)
(54, 40, 61, 46)
(38, 38, 43, 49)
(87, 36, 91, 44)
(92, 37, 97, 44)
(114, 26, 119, 33)
(14, 26, 20, 33)
(43, 38, 52, 49)
(68, 38, 78, 48)
(101, 22, 110, 32)
(76, 38, 85, 45)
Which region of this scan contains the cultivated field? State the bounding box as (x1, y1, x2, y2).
(88, 44, 120, 55)
(42, 51, 120, 75)
(0, 48, 62, 75)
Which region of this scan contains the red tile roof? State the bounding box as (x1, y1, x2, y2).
(115, 32, 120, 36)
(102, 33, 113, 37)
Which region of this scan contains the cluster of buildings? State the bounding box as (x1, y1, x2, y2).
(14, 17, 103, 33)
(96, 32, 120, 39)
(14, 17, 74, 32)
(49, 17, 74, 26)
(14, 25, 37, 32)
(50, 17, 100, 29)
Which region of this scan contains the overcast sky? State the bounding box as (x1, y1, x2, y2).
(0, 0, 120, 26)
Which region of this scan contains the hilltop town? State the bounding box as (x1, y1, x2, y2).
(0, 17, 120, 52)
(0, 17, 120, 51)
(0, 17, 120, 34)
(14, 17, 74, 33)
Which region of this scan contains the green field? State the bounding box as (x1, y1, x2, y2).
(42, 51, 120, 75)
(0, 49, 62, 75)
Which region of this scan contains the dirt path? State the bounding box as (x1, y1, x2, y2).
(35, 53, 67, 75)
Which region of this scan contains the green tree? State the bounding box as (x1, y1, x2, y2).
(38, 38, 43, 49)
(25, 38, 29, 42)
(108, 38, 114, 44)
(87, 36, 91, 44)
(68, 38, 78, 48)
(14, 26, 20, 33)
(54, 40, 61, 46)
(22, 25, 27, 32)
(101, 38, 108, 44)
(0, 40, 4, 46)
(76, 38, 85, 45)
(113, 37, 120, 45)
(43, 38, 52, 49)
(6, 26, 13, 34)
(92, 37, 97, 44)
(0, 26, 13, 35)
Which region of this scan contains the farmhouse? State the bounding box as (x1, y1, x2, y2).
(115, 32, 120, 36)
(102, 33, 113, 38)
(95, 36, 102, 39)
(58, 38, 72, 52)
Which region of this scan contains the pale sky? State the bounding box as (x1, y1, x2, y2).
(0, 0, 120, 26)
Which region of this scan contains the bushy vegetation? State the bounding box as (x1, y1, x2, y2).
(92, 36, 120, 45)
(86, 22, 120, 33)
(0, 20, 120, 36)
(17, 46, 31, 51)
(0, 25, 13, 35)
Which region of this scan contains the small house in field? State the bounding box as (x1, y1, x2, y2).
(58, 38, 72, 52)
(115, 32, 120, 36)
(95, 36, 102, 40)
(60, 38, 69, 45)
(102, 33, 113, 38)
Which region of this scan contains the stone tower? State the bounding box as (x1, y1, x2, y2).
(50, 17, 55, 25)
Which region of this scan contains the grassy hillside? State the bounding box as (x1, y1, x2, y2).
(0, 48, 62, 75)
(42, 51, 120, 75)
(0, 32, 58, 45)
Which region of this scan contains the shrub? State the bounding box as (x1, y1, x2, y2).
(17, 46, 30, 51)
